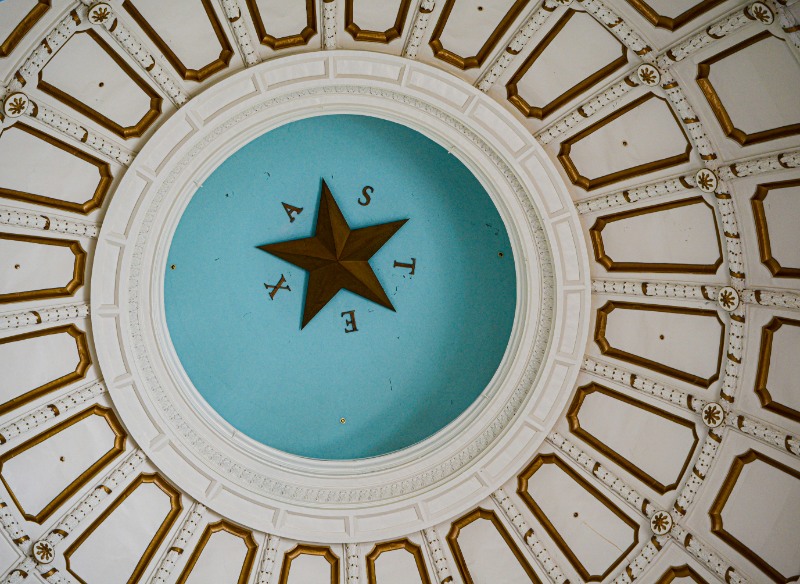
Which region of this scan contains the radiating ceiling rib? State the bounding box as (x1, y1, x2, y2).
(150, 502, 207, 583)
(0, 206, 99, 239)
(218, 0, 261, 66)
(402, 0, 436, 59)
(256, 534, 281, 584)
(492, 487, 570, 583)
(476, 0, 568, 91)
(323, 0, 338, 49)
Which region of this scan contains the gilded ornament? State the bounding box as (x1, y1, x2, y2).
(702, 402, 725, 428)
(89, 3, 113, 24)
(748, 2, 774, 25)
(636, 64, 661, 87)
(3, 93, 29, 118)
(717, 286, 739, 312)
(33, 539, 55, 564)
(695, 168, 718, 193)
(649, 510, 673, 535)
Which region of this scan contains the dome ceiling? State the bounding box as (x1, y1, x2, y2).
(0, 1, 799, 583)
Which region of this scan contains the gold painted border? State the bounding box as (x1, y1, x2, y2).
(175, 519, 258, 584)
(709, 449, 800, 583)
(0, 232, 86, 304)
(751, 179, 800, 278)
(656, 564, 709, 583)
(0, 405, 126, 524)
(245, 0, 317, 50)
(345, 0, 412, 43)
(446, 507, 541, 584)
(0, 122, 112, 214)
(122, 0, 233, 82)
(37, 29, 162, 139)
(625, 0, 726, 32)
(518, 453, 640, 582)
(0, 324, 90, 416)
(64, 473, 183, 584)
(0, 1, 51, 57)
(567, 382, 699, 494)
(697, 31, 800, 146)
(366, 538, 432, 584)
(754, 316, 800, 423)
(594, 300, 725, 388)
(507, 9, 629, 120)
(429, 0, 530, 70)
(558, 92, 693, 191)
(589, 196, 723, 274)
(278, 544, 340, 584)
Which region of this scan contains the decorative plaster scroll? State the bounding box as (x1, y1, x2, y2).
(536, 69, 641, 145)
(718, 147, 800, 180)
(548, 431, 655, 517)
(659, 70, 717, 162)
(491, 488, 569, 584)
(727, 414, 800, 457)
(43, 449, 146, 548)
(591, 279, 719, 303)
(422, 527, 453, 583)
(579, 0, 653, 58)
(13, 9, 84, 89)
(403, 0, 436, 59)
(5, 559, 37, 584)
(323, 0, 337, 49)
(656, 4, 767, 70)
(31, 100, 134, 166)
(0, 206, 99, 238)
(609, 535, 665, 584)
(477, 0, 566, 92)
(0, 379, 104, 445)
(742, 288, 800, 310)
(151, 503, 206, 583)
(576, 173, 695, 214)
(669, 525, 750, 584)
(85, 3, 188, 106)
(345, 543, 360, 584)
(219, 0, 260, 66)
(0, 302, 90, 331)
(257, 534, 281, 584)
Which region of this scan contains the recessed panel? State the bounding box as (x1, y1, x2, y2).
(755, 317, 800, 423)
(176, 521, 258, 584)
(752, 180, 800, 278)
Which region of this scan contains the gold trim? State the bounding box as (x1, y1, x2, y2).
(175, 520, 258, 584)
(624, 0, 726, 31)
(0, 405, 126, 524)
(429, 0, 530, 70)
(38, 29, 162, 139)
(518, 454, 639, 582)
(710, 449, 800, 583)
(245, 0, 317, 50)
(64, 473, 183, 584)
(697, 31, 800, 146)
(366, 538, 432, 584)
(278, 544, 340, 584)
(558, 93, 693, 191)
(594, 300, 724, 388)
(754, 317, 800, 423)
(0, 122, 112, 214)
(751, 179, 800, 278)
(0, 232, 86, 304)
(589, 196, 723, 274)
(345, 0, 412, 43)
(0, 325, 90, 415)
(446, 508, 541, 584)
(122, 0, 233, 82)
(507, 9, 628, 120)
(657, 564, 709, 583)
(0, 1, 51, 58)
(567, 382, 699, 494)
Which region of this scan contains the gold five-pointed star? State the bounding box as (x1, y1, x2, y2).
(258, 180, 408, 329)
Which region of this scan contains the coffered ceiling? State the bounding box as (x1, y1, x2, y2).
(0, 0, 799, 583)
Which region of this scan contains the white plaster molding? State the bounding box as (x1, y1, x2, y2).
(0, 205, 99, 238)
(218, 0, 260, 66)
(403, 0, 437, 59)
(91, 51, 590, 541)
(151, 503, 207, 584)
(0, 301, 90, 331)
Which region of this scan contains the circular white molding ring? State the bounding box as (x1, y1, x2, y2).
(92, 51, 590, 542)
